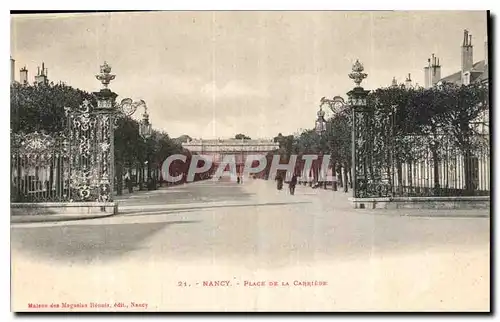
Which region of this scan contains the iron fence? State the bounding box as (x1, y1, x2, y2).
(356, 131, 490, 198)
(11, 131, 72, 202)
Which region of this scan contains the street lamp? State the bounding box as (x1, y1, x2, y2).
(315, 106, 328, 189)
(318, 96, 346, 192)
(139, 105, 154, 190)
(139, 104, 152, 140)
(116, 98, 150, 191)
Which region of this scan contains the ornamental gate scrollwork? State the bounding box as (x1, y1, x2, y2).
(348, 61, 489, 199)
(11, 62, 121, 203)
(11, 131, 70, 202)
(65, 100, 115, 202)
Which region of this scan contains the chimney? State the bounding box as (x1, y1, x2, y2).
(461, 29, 473, 73)
(10, 57, 15, 83)
(405, 73, 412, 88)
(391, 77, 398, 87)
(424, 58, 431, 88)
(431, 54, 442, 86)
(35, 62, 48, 85)
(20, 66, 28, 84)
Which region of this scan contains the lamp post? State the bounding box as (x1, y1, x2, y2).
(347, 59, 371, 199)
(139, 104, 153, 190)
(315, 105, 328, 189)
(318, 96, 346, 192)
(115, 98, 149, 191)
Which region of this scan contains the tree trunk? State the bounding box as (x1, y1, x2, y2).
(337, 164, 343, 188)
(116, 163, 123, 196)
(138, 164, 144, 191)
(432, 148, 440, 192)
(464, 149, 475, 195)
(331, 162, 337, 191)
(48, 163, 54, 199)
(348, 165, 353, 189)
(343, 163, 349, 193)
(16, 156, 22, 201)
(407, 161, 413, 195)
(396, 159, 403, 196)
(55, 157, 62, 199)
(147, 161, 152, 190)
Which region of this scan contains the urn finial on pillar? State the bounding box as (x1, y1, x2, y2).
(96, 61, 116, 89)
(94, 62, 118, 110)
(348, 59, 368, 88)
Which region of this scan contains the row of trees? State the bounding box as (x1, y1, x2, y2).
(10, 82, 201, 196)
(266, 82, 489, 194)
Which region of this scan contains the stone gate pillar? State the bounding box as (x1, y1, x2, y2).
(347, 60, 371, 199)
(94, 62, 118, 202)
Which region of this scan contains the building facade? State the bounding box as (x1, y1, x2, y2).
(10, 60, 49, 85)
(437, 30, 488, 87)
(182, 138, 279, 177)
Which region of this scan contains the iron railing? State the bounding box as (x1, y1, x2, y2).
(356, 131, 490, 198)
(11, 131, 72, 202)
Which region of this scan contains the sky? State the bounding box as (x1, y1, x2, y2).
(10, 11, 488, 140)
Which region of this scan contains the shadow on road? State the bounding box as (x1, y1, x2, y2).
(118, 201, 313, 217)
(11, 220, 200, 263)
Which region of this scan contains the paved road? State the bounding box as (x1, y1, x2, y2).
(11, 179, 490, 312)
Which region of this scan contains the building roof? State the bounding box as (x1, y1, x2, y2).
(439, 60, 488, 85)
(477, 67, 489, 82)
(439, 70, 462, 84)
(183, 138, 277, 145)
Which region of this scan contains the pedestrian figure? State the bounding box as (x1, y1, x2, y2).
(276, 174, 284, 190)
(124, 171, 133, 193)
(289, 174, 297, 195)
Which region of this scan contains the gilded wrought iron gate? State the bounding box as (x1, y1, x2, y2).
(65, 100, 115, 202)
(11, 62, 120, 204)
(348, 61, 489, 199)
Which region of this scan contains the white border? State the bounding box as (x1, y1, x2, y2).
(3, 2, 498, 321)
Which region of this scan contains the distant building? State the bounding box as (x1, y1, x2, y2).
(391, 30, 488, 89)
(10, 61, 51, 86)
(436, 30, 488, 87)
(424, 53, 441, 88)
(182, 138, 278, 154)
(34, 62, 49, 85)
(390, 73, 415, 89)
(182, 138, 279, 177)
(19, 66, 29, 85)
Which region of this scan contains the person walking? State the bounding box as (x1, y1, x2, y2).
(276, 173, 284, 190)
(289, 173, 298, 195)
(124, 170, 133, 193)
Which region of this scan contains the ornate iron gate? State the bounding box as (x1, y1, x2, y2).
(348, 61, 490, 199)
(11, 131, 70, 202)
(65, 99, 115, 202)
(11, 62, 119, 203)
